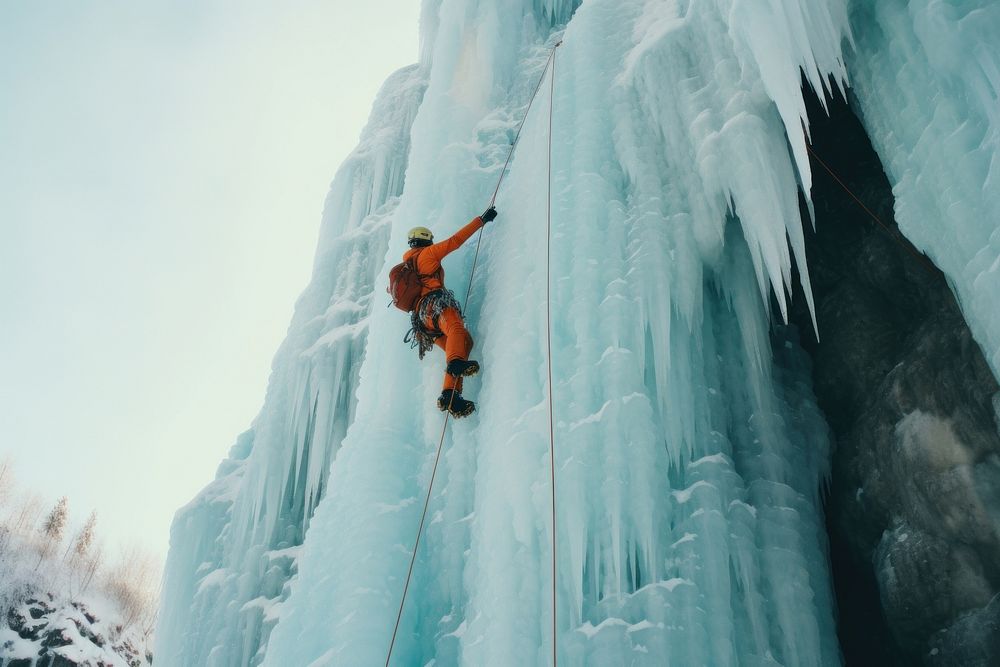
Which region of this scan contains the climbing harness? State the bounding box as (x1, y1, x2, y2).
(403, 289, 464, 359)
(385, 40, 563, 667)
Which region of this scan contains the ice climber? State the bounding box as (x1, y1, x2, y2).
(398, 206, 499, 418)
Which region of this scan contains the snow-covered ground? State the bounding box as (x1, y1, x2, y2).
(1, 481, 155, 666)
(2, 594, 150, 667)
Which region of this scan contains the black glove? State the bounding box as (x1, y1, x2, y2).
(481, 206, 498, 223)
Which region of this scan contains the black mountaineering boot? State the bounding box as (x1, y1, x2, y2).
(437, 389, 476, 418)
(446, 358, 480, 378)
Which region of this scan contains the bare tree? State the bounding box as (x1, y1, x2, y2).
(64, 511, 97, 564)
(140, 582, 160, 642)
(78, 540, 104, 596)
(0, 456, 13, 509)
(42, 497, 69, 540)
(36, 496, 69, 568)
(103, 545, 159, 635)
(0, 458, 14, 558)
(9, 492, 43, 536)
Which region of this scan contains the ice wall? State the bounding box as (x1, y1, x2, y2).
(843, 0, 1000, 375)
(158, 0, 1000, 665)
(154, 65, 427, 666)
(262, 0, 852, 664)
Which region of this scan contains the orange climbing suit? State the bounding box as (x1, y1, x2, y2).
(403, 215, 485, 392)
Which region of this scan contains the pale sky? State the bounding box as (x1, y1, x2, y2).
(0, 1, 420, 562)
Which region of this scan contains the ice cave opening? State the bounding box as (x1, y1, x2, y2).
(781, 83, 1000, 665)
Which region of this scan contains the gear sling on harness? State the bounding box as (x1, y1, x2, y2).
(404, 287, 464, 360)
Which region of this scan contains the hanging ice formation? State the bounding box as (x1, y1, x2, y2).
(155, 0, 1000, 665)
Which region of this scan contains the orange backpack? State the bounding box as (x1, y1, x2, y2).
(387, 255, 428, 312)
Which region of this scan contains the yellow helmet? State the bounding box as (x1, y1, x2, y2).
(407, 226, 433, 247)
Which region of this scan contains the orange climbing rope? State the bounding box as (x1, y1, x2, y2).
(384, 41, 562, 667)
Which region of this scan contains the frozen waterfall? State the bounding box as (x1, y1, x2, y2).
(156, 1, 1000, 665)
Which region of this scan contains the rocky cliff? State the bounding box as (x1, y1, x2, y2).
(789, 87, 1000, 666)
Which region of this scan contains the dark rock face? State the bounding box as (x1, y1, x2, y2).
(927, 594, 1000, 665)
(2, 596, 147, 667)
(787, 87, 1000, 665)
